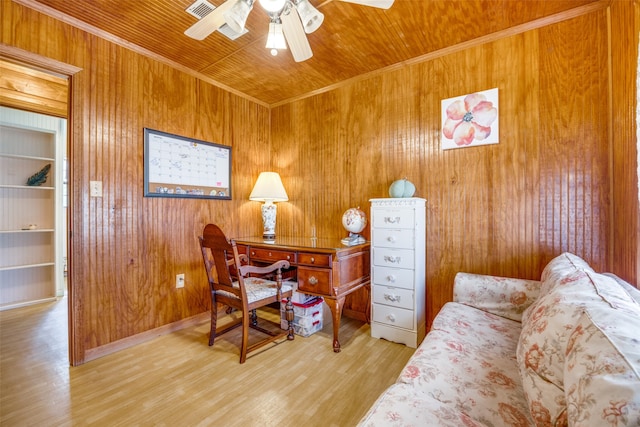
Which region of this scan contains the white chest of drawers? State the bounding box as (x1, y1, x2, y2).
(369, 197, 426, 348)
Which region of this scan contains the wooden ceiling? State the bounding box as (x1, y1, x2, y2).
(21, 0, 600, 106)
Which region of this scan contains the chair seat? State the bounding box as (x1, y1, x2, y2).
(217, 278, 295, 303)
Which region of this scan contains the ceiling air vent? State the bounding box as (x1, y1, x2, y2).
(185, 0, 249, 40)
(186, 0, 215, 19)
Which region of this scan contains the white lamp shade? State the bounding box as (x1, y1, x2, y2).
(249, 172, 289, 202)
(224, 0, 254, 34)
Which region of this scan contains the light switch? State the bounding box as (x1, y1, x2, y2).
(90, 180, 102, 197)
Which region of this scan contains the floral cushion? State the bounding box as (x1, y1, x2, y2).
(564, 307, 640, 426)
(358, 383, 488, 427)
(538, 252, 594, 297)
(454, 272, 541, 322)
(517, 270, 640, 426)
(217, 277, 293, 303)
(399, 302, 534, 426)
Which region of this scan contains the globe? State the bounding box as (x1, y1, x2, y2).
(341, 207, 367, 246)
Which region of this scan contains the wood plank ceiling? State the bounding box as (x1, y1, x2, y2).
(22, 0, 598, 106)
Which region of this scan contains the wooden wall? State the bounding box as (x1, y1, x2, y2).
(2, 1, 271, 364)
(271, 4, 638, 329)
(2, 0, 637, 365)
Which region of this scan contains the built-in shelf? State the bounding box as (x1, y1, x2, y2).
(0, 153, 55, 161)
(0, 106, 66, 310)
(0, 184, 54, 190)
(0, 262, 55, 271)
(0, 229, 55, 233)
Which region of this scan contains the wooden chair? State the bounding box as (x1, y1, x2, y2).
(199, 224, 295, 363)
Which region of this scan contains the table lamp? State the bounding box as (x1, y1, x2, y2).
(249, 172, 288, 241)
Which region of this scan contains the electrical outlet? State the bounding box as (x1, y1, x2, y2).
(90, 180, 102, 197)
(176, 273, 185, 288)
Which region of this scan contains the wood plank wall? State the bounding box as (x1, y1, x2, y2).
(2, 0, 637, 364)
(2, 2, 271, 364)
(271, 6, 635, 328)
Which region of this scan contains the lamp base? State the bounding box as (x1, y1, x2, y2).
(262, 234, 276, 241)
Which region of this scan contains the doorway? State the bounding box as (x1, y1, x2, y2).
(0, 53, 76, 364)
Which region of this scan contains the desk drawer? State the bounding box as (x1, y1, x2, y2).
(248, 247, 296, 264)
(372, 303, 414, 329)
(297, 267, 332, 296)
(298, 253, 331, 267)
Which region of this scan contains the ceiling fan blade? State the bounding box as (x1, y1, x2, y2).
(184, 0, 235, 40)
(282, 7, 313, 62)
(338, 0, 394, 9)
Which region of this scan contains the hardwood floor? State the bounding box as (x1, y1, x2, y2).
(0, 298, 415, 426)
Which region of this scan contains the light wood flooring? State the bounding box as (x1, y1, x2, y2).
(0, 298, 415, 426)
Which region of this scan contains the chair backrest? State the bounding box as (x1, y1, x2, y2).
(199, 224, 245, 300)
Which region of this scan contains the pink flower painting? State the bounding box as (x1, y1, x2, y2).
(441, 88, 499, 149)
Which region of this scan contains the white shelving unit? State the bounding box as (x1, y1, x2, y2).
(0, 106, 67, 310)
(369, 197, 426, 348)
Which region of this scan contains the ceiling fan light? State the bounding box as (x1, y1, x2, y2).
(295, 0, 324, 34)
(258, 0, 287, 13)
(266, 21, 287, 50)
(224, 0, 254, 33)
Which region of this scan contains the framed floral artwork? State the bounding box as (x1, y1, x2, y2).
(441, 88, 499, 150)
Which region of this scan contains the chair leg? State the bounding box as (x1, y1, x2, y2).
(285, 297, 295, 340)
(240, 309, 250, 364)
(209, 293, 218, 346)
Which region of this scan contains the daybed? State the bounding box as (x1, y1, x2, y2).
(358, 252, 640, 426)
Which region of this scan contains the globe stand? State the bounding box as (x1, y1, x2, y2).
(341, 232, 366, 246)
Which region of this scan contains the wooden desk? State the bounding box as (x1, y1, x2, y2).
(234, 236, 371, 352)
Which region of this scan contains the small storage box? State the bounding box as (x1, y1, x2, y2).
(280, 296, 324, 337)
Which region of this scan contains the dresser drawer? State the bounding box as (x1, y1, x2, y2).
(372, 247, 414, 269)
(372, 228, 414, 249)
(248, 247, 296, 264)
(297, 267, 332, 295)
(372, 266, 414, 290)
(372, 303, 414, 330)
(298, 253, 331, 267)
(372, 285, 414, 310)
(372, 209, 415, 229)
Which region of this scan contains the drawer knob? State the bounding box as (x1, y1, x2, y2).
(310, 257, 315, 263)
(386, 236, 396, 243)
(287, 255, 291, 260)
(384, 293, 400, 303)
(384, 216, 401, 224)
(308, 276, 318, 285)
(384, 255, 401, 264)
(387, 314, 396, 322)
(251, 251, 256, 256)
(386, 275, 396, 283)
(268, 252, 272, 257)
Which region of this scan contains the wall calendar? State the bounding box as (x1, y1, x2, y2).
(143, 128, 231, 199)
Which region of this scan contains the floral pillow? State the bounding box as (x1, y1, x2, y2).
(564, 307, 640, 426)
(538, 252, 594, 297)
(517, 271, 640, 426)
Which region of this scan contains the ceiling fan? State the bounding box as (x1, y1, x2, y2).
(184, 0, 394, 62)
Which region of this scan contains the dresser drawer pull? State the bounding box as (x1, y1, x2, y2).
(308, 276, 318, 285)
(384, 293, 401, 303)
(386, 275, 396, 283)
(386, 236, 396, 243)
(384, 216, 401, 224)
(384, 255, 402, 264)
(386, 314, 396, 322)
(251, 251, 256, 256)
(287, 255, 291, 260)
(310, 257, 315, 263)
